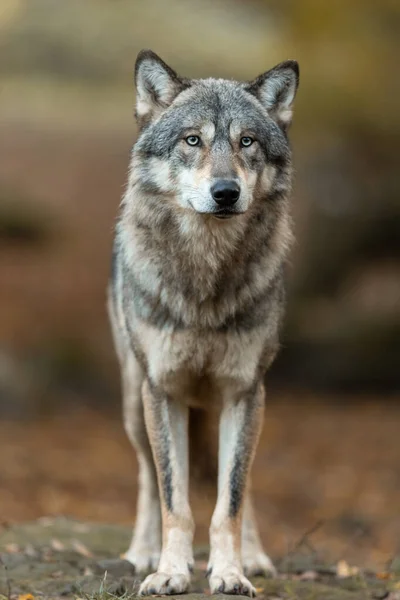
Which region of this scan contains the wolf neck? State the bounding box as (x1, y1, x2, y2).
(173, 211, 247, 283)
(120, 188, 291, 329)
(123, 190, 249, 292)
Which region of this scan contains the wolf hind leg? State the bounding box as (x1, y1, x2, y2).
(122, 354, 161, 572)
(242, 490, 276, 577)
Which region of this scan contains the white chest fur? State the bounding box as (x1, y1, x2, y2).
(136, 318, 268, 404)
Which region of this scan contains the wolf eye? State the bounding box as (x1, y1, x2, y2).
(240, 136, 254, 147)
(186, 135, 200, 146)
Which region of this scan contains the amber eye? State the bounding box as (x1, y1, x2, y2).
(240, 136, 254, 147)
(186, 135, 200, 146)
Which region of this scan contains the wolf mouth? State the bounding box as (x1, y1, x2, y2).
(214, 212, 235, 220)
(213, 209, 243, 219)
(187, 201, 240, 219)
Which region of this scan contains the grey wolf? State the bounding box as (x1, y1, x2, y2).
(108, 49, 299, 596)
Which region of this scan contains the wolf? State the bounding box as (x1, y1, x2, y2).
(108, 49, 299, 597)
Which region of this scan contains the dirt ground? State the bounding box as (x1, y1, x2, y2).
(0, 518, 399, 600)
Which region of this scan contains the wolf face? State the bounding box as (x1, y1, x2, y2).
(132, 50, 299, 219)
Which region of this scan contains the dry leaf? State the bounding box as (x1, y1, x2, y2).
(336, 560, 359, 578)
(5, 543, 20, 554)
(376, 571, 392, 580)
(18, 595, 34, 600)
(83, 566, 94, 577)
(255, 587, 264, 593)
(72, 539, 93, 558)
(336, 560, 350, 578)
(51, 538, 65, 551)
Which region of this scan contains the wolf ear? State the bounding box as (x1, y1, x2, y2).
(247, 60, 299, 130)
(134, 50, 187, 126)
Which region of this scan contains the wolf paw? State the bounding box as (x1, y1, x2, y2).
(242, 551, 276, 577)
(209, 569, 256, 597)
(123, 548, 160, 573)
(139, 572, 190, 596)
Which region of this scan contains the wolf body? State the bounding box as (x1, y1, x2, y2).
(108, 50, 299, 596)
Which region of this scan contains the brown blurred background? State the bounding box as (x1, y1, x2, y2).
(0, 0, 399, 569)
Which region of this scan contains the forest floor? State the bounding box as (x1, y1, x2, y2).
(1, 518, 399, 600)
(0, 401, 400, 599)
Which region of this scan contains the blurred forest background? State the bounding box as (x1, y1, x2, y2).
(0, 0, 399, 570)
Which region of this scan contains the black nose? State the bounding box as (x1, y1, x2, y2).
(211, 179, 240, 207)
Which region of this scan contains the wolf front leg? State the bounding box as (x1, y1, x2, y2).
(139, 380, 194, 596)
(208, 382, 265, 597)
(242, 491, 276, 577)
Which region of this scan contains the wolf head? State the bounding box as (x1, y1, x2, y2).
(131, 50, 299, 219)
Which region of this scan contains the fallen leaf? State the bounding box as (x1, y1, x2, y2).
(83, 566, 94, 577)
(72, 539, 93, 558)
(376, 572, 392, 580)
(51, 538, 65, 551)
(255, 587, 264, 593)
(5, 543, 20, 553)
(336, 559, 359, 578)
(18, 595, 34, 600)
(337, 560, 350, 578)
